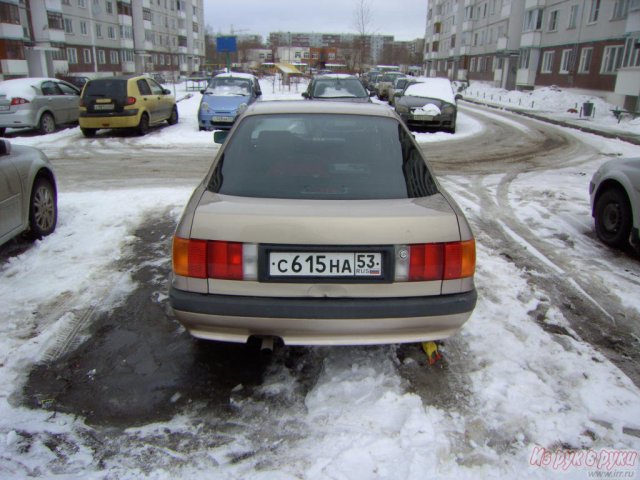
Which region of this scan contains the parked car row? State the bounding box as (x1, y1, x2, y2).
(0, 75, 178, 138)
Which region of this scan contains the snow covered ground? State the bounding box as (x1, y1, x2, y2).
(462, 82, 640, 136)
(0, 78, 639, 478)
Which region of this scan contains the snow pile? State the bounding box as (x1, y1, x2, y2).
(462, 82, 639, 134)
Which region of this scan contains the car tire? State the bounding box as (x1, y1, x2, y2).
(81, 128, 97, 138)
(137, 113, 150, 136)
(28, 177, 57, 239)
(0, 127, 5, 137)
(167, 106, 179, 125)
(594, 187, 632, 248)
(38, 112, 56, 135)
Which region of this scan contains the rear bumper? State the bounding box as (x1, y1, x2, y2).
(79, 110, 141, 129)
(170, 287, 477, 345)
(0, 110, 36, 129)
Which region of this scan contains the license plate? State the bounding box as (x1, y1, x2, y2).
(413, 114, 433, 121)
(269, 252, 383, 277)
(93, 104, 114, 111)
(0, 105, 9, 111)
(213, 115, 234, 122)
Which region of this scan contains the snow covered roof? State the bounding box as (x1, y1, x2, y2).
(215, 72, 256, 80)
(276, 63, 303, 75)
(0, 78, 58, 100)
(404, 78, 456, 104)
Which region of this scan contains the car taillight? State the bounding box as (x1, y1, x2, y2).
(173, 237, 253, 281)
(125, 96, 136, 105)
(408, 240, 475, 281)
(10, 97, 29, 105)
(208, 241, 243, 280)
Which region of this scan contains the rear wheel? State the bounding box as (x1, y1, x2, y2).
(137, 113, 150, 136)
(0, 127, 5, 136)
(38, 112, 56, 135)
(594, 188, 632, 248)
(81, 128, 97, 138)
(28, 177, 57, 239)
(167, 106, 179, 125)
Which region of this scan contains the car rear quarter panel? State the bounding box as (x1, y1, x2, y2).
(593, 160, 640, 231)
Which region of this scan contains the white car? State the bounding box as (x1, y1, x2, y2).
(589, 158, 640, 250)
(170, 101, 477, 346)
(0, 139, 57, 247)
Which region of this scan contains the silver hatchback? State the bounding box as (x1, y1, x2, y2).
(170, 102, 476, 346)
(0, 77, 81, 136)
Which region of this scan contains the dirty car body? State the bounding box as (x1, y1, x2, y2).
(170, 101, 476, 346)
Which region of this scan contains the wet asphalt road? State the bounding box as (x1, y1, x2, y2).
(18, 102, 640, 429)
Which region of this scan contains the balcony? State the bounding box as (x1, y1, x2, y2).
(48, 29, 66, 42)
(1, 59, 28, 76)
(45, 0, 62, 12)
(501, 3, 512, 18)
(520, 31, 542, 47)
(122, 61, 135, 73)
(121, 39, 134, 49)
(144, 20, 151, 29)
(178, 46, 188, 54)
(614, 67, 640, 96)
(431, 33, 440, 42)
(178, 11, 186, 19)
(497, 36, 508, 50)
(179, 28, 187, 36)
(462, 21, 473, 31)
(459, 46, 470, 55)
(464, 0, 473, 5)
(0, 23, 23, 39)
(118, 14, 132, 26)
(525, 0, 546, 8)
(142, 0, 151, 7)
(516, 68, 536, 87)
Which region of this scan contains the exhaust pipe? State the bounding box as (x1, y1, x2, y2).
(260, 336, 274, 353)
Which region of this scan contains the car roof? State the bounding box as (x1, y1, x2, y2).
(0, 77, 67, 85)
(243, 100, 396, 118)
(314, 74, 357, 79)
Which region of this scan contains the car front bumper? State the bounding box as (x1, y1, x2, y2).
(170, 287, 477, 345)
(400, 113, 456, 130)
(198, 112, 237, 130)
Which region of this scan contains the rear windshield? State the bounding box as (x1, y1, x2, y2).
(206, 77, 252, 96)
(82, 79, 127, 99)
(312, 78, 367, 98)
(208, 114, 438, 200)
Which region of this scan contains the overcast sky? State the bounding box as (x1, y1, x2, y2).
(203, 0, 428, 42)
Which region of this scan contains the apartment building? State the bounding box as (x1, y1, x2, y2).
(0, 0, 204, 81)
(268, 31, 396, 64)
(424, 0, 640, 110)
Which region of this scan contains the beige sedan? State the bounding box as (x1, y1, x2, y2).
(170, 101, 476, 346)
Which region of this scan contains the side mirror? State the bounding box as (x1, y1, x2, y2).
(369, 91, 376, 97)
(200, 89, 206, 94)
(302, 92, 309, 99)
(213, 131, 228, 144)
(163, 89, 171, 95)
(455, 93, 462, 101)
(394, 92, 402, 98)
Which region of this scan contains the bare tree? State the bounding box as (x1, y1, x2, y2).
(352, 0, 374, 72)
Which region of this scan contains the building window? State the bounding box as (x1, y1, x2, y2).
(568, 5, 579, 29)
(64, 18, 73, 34)
(578, 47, 592, 73)
(97, 49, 106, 64)
(587, 0, 600, 23)
(106, 1, 113, 14)
(519, 49, 530, 69)
(83, 48, 91, 63)
(48, 12, 64, 30)
(108, 26, 115, 39)
(601, 45, 624, 73)
(611, 0, 629, 20)
(559, 49, 574, 73)
(548, 10, 559, 31)
(67, 47, 78, 64)
(110, 50, 118, 63)
(0, 3, 20, 25)
(523, 9, 543, 32)
(143, 8, 151, 21)
(78, 0, 86, 7)
(51, 44, 66, 60)
(470, 57, 477, 72)
(541, 51, 554, 73)
(96, 24, 102, 37)
(80, 21, 87, 35)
